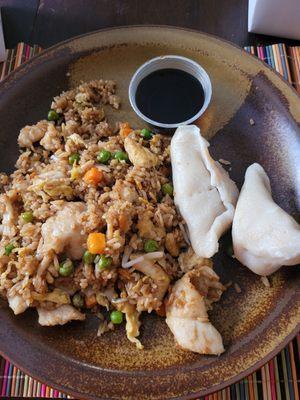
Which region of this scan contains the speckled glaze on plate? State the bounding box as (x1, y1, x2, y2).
(0, 26, 299, 400)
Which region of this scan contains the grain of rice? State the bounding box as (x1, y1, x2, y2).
(261, 276, 270, 288)
(219, 158, 231, 165)
(234, 283, 242, 293)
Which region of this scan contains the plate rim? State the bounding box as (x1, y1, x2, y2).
(0, 25, 299, 400)
(0, 325, 298, 400)
(1, 25, 300, 102)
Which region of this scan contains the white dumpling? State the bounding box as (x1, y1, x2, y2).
(232, 163, 300, 276)
(166, 266, 225, 355)
(171, 125, 239, 258)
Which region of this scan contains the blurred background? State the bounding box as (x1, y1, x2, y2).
(1, 0, 299, 49)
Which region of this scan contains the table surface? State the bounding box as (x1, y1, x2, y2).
(0, 0, 300, 49)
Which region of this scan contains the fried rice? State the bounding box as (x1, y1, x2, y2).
(0, 79, 215, 349)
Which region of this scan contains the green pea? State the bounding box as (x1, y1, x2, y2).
(83, 250, 96, 265)
(72, 293, 84, 308)
(5, 243, 15, 256)
(162, 183, 173, 196)
(47, 109, 59, 121)
(110, 310, 123, 324)
(59, 259, 74, 277)
(140, 128, 152, 140)
(144, 239, 159, 253)
(68, 153, 80, 165)
(21, 211, 33, 223)
(97, 149, 111, 164)
(114, 151, 129, 163)
(96, 254, 112, 271)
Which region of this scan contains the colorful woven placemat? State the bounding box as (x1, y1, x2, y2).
(0, 42, 299, 400)
(244, 44, 300, 90)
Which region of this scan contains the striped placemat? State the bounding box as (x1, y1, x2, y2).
(0, 42, 299, 400)
(244, 44, 300, 91)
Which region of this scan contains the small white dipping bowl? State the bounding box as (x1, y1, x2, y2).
(128, 55, 212, 129)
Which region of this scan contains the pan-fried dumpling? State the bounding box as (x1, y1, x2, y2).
(232, 163, 300, 276)
(170, 125, 239, 258)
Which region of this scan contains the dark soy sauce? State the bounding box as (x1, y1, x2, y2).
(135, 68, 205, 124)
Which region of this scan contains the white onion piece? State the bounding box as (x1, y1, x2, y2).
(122, 255, 145, 269)
(111, 298, 128, 304)
(144, 251, 164, 259)
(122, 251, 164, 269)
(121, 246, 133, 267)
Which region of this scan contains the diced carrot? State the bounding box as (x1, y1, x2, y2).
(84, 167, 103, 185)
(119, 122, 133, 138)
(87, 232, 106, 254)
(85, 294, 97, 309)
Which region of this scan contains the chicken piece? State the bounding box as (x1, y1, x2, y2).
(30, 163, 73, 200)
(232, 163, 300, 276)
(65, 133, 87, 153)
(111, 180, 138, 203)
(134, 259, 170, 301)
(0, 194, 17, 238)
(171, 125, 239, 258)
(32, 288, 70, 305)
(37, 202, 87, 260)
(18, 120, 48, 148)
(166, 267, 225, 355)
(37, 304, 85, 326)
(8, 294, 28, 315)
(34, 252, 53, 286)
(124, 136, 159, 167)
(178, 247, 213, 273)
(137, 211, 165, 240)
(165, 232, 180, 257)
(61, 120, 81, 138)
(40, 123, 62, 152)
(33, 163, 68, 182)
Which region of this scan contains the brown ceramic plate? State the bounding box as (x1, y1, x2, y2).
(0, 27, 299, 400)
